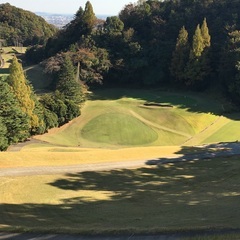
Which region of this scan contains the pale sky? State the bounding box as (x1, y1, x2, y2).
(0, 0, 134, 15)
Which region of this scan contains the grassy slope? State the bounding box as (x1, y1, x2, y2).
(81, 112, 158, 145)
(32, 89, 225, 149)
(0, 47, 52, 91)
(0, 156, 240, 234)
(204, 120, 240, 143)
(24, 64, 52, 92)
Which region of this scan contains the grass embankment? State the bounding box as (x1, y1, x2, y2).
(29, 88, 238, 150)
(0, 156, 240, 234)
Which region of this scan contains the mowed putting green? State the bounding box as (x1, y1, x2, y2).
(81, 112, 158, 145)
(29, 88, 240, 150)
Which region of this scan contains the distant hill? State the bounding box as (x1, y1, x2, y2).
(0, 3, 57, 46)
(35, 12, 74, 28)
(36, 12, 108, 28)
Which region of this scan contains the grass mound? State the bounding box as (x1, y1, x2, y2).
(18, 88, 240, 150)
(81, 112, 158, 145)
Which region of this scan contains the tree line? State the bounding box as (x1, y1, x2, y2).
(25, 0, 240, 106)
(0, 56, 81, 150)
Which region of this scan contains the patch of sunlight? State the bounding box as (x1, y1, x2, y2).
(0, 224, 11, 228)
(176, 175, 195, 179)
(183, 191, 192, 194)
(161, 163, 175, 168)
(141, 181, 168, 186)
(188, 200, 200, 205)
(221, 192, 240, 197)
(176, 167, 185, 170)
(59, 190, 118, 203)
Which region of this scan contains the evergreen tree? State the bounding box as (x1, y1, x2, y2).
(82, 1, 96, 35)
(185, 22, 211, 88)
(0, 78, 29, 147)
(191, 24, 204, 59)
(65, 99, 81, 122)
(0, 117, 8, 151)
(104, 16, 124, 35)
(201, 18, 211, 48)
(170, 26, 190, 83)
(66, 7, 85, 43)
(56, 54, 83, 103)
(7, 56, 40, 131)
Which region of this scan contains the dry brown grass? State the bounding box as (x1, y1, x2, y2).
(1, 156, 240, 234)
(0, 146, 181, 168)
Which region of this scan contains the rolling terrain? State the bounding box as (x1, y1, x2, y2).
(15, 88, 240, 152)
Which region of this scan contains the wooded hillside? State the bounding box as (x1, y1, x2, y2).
(25, 0, 240, 107)
(0, 3, 57, 46)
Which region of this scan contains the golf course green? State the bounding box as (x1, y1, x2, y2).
(25, 88, 240, 150)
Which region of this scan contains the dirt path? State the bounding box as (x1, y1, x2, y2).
(23, 64, 38, 72)
(7, 139, 46, 152)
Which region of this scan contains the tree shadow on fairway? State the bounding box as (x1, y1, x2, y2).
(146, 142, 240, 166)
(1, 157, 240, 233)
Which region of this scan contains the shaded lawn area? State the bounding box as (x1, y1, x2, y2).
(0, 156, 240, 234)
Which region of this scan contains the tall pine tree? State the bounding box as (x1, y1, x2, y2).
(83, 1, 96, 35)
(56, 54, 83, 104)
(170, 26, 190, 83)
(0, 77, 29, 149)
(191, 24, 204, 59)
(185, 20, 211, 88)
(201, 18, 211, 48)
(7, 56, 40, 131)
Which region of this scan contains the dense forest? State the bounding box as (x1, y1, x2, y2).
(27, 0, 240, 102)
(1, 0, 240, 150)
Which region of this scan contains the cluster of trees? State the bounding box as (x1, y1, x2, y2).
(0, 3, 56, 45)
(25, 0, 240, 106)
(0, 56, 81, 150)
(26, 1, 111, 87)
(170, 19, 211, 89)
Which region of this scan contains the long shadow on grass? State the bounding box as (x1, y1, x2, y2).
(1, 157, 240, 233)
(146, 142, 240, 166)
(89, 88, 240, 120)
